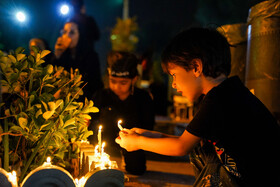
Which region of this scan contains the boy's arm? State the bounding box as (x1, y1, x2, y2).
(116, 128, 201, 156)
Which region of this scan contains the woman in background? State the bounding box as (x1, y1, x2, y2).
(53, 17, 103, 99)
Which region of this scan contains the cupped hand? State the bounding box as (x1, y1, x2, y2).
(115, 129, 140, 152)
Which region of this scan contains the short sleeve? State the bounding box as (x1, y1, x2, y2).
(186, 96, 224, 141)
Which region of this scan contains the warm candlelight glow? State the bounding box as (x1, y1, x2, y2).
(75, 177, 86, 187)
(117, 119, 123, 131)
(101, 142, 106, 155)
(94, 145, 99, 154)
(8, 170, 17, 187)
(47, 156, 51, 164)
(98, 125, 102, 153)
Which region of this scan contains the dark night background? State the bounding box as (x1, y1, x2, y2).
(0, 0, 263, 74)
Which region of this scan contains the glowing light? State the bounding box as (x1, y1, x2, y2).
(101, 142, 106, 155)
(111, 34, 117, 40)
(60, 4, 69, 15)
(16, 11, 26, 22)
(43, 156, 52, 167)
(8, 171, 17, 186)
(98, 125, 102, 153)
(47, 156, 51, 164)
(117, 120, 123, 131)
(75, 177, 86, 187)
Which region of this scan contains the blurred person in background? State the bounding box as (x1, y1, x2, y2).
(89, 51, 155, 175)
(70, 0, 100, 51)
(53, 17, 103, 99)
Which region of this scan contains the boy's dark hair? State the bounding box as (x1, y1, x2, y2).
(107, 51, 139, 78)
(161, 27, 231, 78)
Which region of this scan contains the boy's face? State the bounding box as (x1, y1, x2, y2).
(168, 63, 202, 102)
(109, 75, 133, 99)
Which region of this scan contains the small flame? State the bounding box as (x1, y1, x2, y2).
(117, 120, 123, 131)
(99, 125, 102, 130)
(47, 157, 51, 163)
(12, 171, 16, 177)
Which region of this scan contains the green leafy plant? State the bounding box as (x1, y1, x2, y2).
(0, 47, 99, 183)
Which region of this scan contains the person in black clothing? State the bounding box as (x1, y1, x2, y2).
(53, 17, 103, 99)
(90, 51, 154, 175)
(70, 0, 100, 51)
(116, 27, 280, 186)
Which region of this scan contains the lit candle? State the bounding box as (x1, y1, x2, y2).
(94, 145, 99, 154)
(75, 177, 86, 187)
(8, 171, 17, 187)
(47, 157, 51, 164)
(98, 125, 102, 153)
(43, 156, 52, 167)
(101, 142, 106, 155)
(117, 120, 123, 131)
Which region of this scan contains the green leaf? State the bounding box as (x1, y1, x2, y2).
(15, 47, 25, 54)
(28, 95, 35, 108)
(42, 111, 54, 120)
(37, 59, 45, 65)
(40, 50, 51, 58)
(65, 104, 79, 111)
(16, 54, 26, 61)
(31, 46, 39, 54)
(10, 126, 24, 133)
(48, 102, 55, 111)
(41, 101, 48, 111)
(8, 55, 17, 63)
(55, 100, 63, 109)
(18, 117, 28, 132)
(46, 64, 53, 74)
(35, 54, 40, 62)
(35, 109, 42, 118)
(79, 114, 91, 120)
(88, 107, 99, 113)
(64, 118, 75, 127)
(81, 130, 93, 139)
(39, 123, 51, 131)
(44, 84, 55, 88)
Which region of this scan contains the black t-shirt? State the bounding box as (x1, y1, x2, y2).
(186, 76, 280, 186)
(90, 87, 154, 146)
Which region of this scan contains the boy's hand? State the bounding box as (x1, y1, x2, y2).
(115, 129, 140, 152)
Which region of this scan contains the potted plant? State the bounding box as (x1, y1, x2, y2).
(0, 47, 99, 183)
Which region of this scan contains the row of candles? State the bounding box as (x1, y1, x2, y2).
(4, 120, 124, 187)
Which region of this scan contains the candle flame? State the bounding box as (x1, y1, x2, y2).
(117, 120, 123, 131)
(47, 156, 51, 163)
(12, 171, 16, 176)
(118, 120, 122, 125)
(99, 125, 102, 130)
(102, 142, 106, 147)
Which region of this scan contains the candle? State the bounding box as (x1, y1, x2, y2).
(75, 177, 86, 187)
(8, 170, 17, 187)
(101, 142, 106, 155)
(94, 145, 99, 155)
(43, 156, 52, 167)
(98, 125, 102, 153)
(117, 120, 123, 131)
(47, 157, 51, 164)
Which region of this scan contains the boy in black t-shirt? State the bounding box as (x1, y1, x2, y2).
(116, 28, 280, 186)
